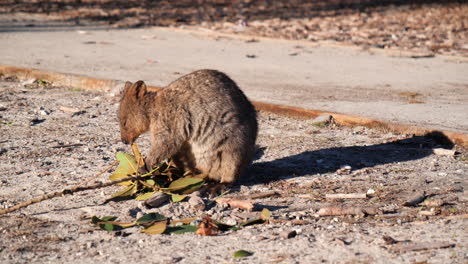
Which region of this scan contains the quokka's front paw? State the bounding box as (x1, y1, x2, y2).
(138, 165, 149, 175)
(199, 183, 228, 198)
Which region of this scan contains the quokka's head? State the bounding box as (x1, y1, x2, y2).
(118, 80, 150, 145)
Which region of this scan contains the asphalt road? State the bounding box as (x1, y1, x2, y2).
(1, 14, 467, 133)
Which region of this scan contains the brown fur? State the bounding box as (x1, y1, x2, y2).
(118, 70, 258, 183)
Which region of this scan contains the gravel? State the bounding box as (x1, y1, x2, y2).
(0, 79, 466, 263)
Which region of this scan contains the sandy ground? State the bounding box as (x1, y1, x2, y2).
(0, 80, 466, 264)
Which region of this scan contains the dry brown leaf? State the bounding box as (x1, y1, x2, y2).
(216, 198, 254, 211)
(196, 216, 218, 236)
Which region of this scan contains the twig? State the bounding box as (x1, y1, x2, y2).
(325, 193, 367, 199)
(234, 191, 280, 200)
(0, 174, 142, 215)
(318, 207, 378, 216)
(391, 241, 455, 253)
(383, 235, 411, 245)
(138, 179, 159, 191)
(73, 160, 118, 189)
(207, 189, 230, 206)
(51, 143, 84, 149)
(269, 218, 311, 225)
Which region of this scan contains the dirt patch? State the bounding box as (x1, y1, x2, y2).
(0, 80, 466, 263)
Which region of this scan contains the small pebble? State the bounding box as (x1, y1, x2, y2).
(280, 230, 297, 239)
(188, 192, 205, 211)
(311, 114, 332, 126)
(144, 192, 169, 208)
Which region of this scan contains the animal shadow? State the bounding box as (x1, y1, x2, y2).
(242, 131, 454, 185)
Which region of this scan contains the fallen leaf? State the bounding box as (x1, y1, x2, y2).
(161, 177, 204, 194)
(239, 218, 263, 227)
(109, 152, 138, 185)
(171, 194, 187, 202)
(91, 216, 135, 230)
(233, 250, 253, 258)
(136, 213, 166, 224)
(196, 216, 218, 236)
(260, 208, 272, 220)
(142, 221, 167, 235)
(166, 225, 197, 234)
(135, 192, 156, 201)
(106, 183, 138, 202)
(216, 198, 254, 211)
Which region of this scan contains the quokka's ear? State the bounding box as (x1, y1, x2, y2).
(132, 80, 147, 99)
(121, 81, 133, 96)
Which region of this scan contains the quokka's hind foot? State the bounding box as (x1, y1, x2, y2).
(199, 182, 229, 198)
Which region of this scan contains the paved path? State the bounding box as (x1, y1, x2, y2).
(1, 14, 467, 133)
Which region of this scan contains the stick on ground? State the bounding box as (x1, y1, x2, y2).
(0, 168, 140, 215)
(325, 193, 367, 199)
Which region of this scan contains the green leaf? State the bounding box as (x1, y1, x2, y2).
(109, 152, 138, 185)
(91, 216, 129, 231)
(165, 225, 197, 234)
(141, 221, 167, 235)
(239, 218, 263, 227)
(211, 220, 235, 232)
(91, 216, 136, 230)
(233, 250, 253, 258)
(136, 213, 166, 224)
(100, 216, 118, 221)
(145, 179, 156, 186)
(260, 208, 272, 220)
(100, 223, 123, 231)
(91, 215, 117, 224)
(106, 183, 137, 202)
(178, 180, 204, 194)
(161, 177, 204, 194)
(171, 194, 187, 202)
(135, 192, 156, 201)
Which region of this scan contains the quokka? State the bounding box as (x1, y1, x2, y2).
(118, 69, 258, 183)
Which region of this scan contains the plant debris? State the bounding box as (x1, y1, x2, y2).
(107, 144, 205, 203)
(91, 209, 272, 236)
(233, 250, 254, 258)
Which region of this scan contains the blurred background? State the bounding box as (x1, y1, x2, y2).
(1, 0, 467, 56)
